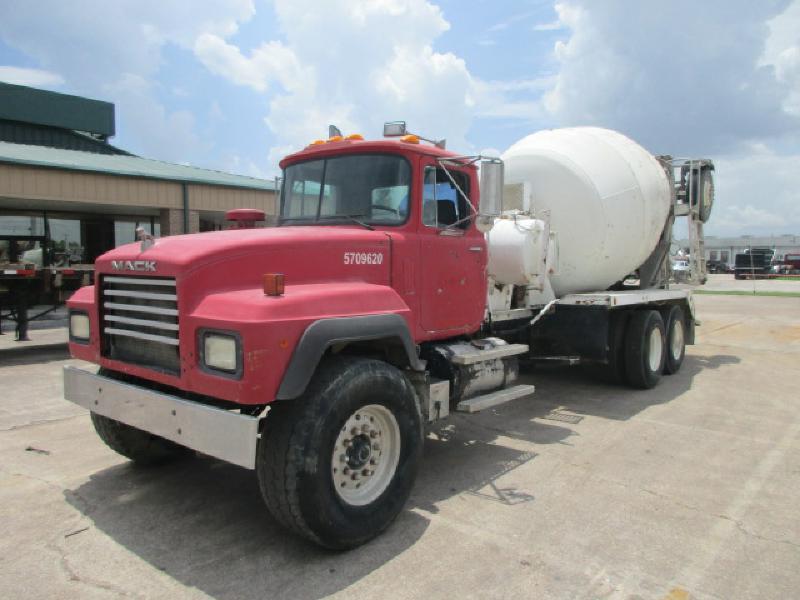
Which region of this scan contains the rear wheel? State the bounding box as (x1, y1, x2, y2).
(606, 310, 630, 384)
(624, 310, 666, 389)
(663, 305, 686, 375)
(257, 357, 423, 549)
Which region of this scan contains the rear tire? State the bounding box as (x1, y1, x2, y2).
(90, 412, 189, 466)
(257, 356, 423, 549)
(624, 310, 666, 389)
(607, 310, 630, 384)
(662, 305, 686, 375)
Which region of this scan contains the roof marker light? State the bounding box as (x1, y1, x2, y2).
(327, 135, 343, 143)
(345, 134, 364, 141)
(400, 134, 420, 144)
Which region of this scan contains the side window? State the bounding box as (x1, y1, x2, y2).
(422, 166, 471, 229)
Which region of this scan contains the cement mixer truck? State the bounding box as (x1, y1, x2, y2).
(62, 123, 714, 549)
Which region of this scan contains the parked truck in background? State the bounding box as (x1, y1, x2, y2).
(63, 124, 714, 549)
(776, 253, 800, 275)
(734, 247, 775, 279)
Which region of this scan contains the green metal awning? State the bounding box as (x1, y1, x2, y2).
(0, 141, 277, 191)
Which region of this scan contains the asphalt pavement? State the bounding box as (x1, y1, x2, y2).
(1, 292, 798, 599)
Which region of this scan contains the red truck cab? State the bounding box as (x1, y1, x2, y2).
(64, 134, 492, 549)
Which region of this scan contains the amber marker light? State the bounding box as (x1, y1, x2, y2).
(400, 134, 420, 144)
(345, 134, 364, 141)
(263, 273, 285, 296)
(327, 135, 344, 143)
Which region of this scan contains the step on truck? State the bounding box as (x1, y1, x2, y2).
(63, 123, 714, 549)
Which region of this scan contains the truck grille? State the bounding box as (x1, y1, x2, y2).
(101, 275, 180, 375)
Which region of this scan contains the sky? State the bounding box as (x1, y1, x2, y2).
(0, 0, 798, 238)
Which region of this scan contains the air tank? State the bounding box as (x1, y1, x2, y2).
(493, 127, 672, 296)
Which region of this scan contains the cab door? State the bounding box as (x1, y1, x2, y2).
(418, 162, 486, 335)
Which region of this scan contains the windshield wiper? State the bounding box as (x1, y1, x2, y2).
(318, 214, 375, 231)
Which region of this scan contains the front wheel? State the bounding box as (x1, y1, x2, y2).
(257, 357, 423, 549)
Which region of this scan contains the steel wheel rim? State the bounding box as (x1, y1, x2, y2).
(648, 327, 664, 373)
(332, 404, 401, 506)
(671, 319, 684, 360)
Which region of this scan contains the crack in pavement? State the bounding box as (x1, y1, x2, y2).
(0, 412, 86, 432)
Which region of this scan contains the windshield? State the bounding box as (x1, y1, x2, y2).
(280, 154, 410, 225)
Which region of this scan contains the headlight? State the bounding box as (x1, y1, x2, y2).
(201, 331, 240, 375)
(69, 312, 90, 342)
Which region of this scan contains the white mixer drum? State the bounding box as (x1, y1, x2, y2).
(501, 127, 671, 296)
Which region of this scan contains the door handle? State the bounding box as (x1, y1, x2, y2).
(468, 246, 483, 252)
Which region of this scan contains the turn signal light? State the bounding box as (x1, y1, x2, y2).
(400, 134, 420, 144)
(263, 273, 285, 296)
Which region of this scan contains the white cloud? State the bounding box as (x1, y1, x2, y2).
(0, 66, 64, 88)
(761, 1, 800, 117)
(0, 1, 255, 87)
(707, 149, 800, 236)
(194, 35, 307, 93)
(541, 1, 800, 236)
(544, 1, 799, 155)
(195, 0, 480, 165)
(0, 1, 255, 163)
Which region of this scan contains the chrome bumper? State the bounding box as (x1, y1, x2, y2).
(63, 366, 260, 469)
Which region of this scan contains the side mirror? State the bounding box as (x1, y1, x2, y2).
(480, 159, 503, 218)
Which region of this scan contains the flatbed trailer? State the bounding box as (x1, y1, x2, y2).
(0, 264, 93, 339)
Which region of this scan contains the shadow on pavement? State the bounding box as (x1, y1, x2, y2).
(64, 353, 738, 598)
(521, 353, 741, 421)
(0, 346, 70, 366)
(66, 457, 429, 600)
(65, 416, 571, 599)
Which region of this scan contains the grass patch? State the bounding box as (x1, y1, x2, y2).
(694, 289, 800, 298)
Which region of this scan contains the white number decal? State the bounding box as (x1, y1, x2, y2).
(344, 252, 384, 265)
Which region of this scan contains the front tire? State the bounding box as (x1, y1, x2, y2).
(257, 357, 423, 549)
(624, 310, 666, 389)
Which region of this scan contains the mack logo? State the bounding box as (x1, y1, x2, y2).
(111, 260, 157, 272)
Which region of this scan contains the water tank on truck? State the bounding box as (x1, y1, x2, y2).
(495, 127, 673, 296)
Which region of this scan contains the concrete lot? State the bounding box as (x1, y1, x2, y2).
(1, 293, 798, 599)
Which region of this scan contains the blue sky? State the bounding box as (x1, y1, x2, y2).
(0, 0, 798, 237)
